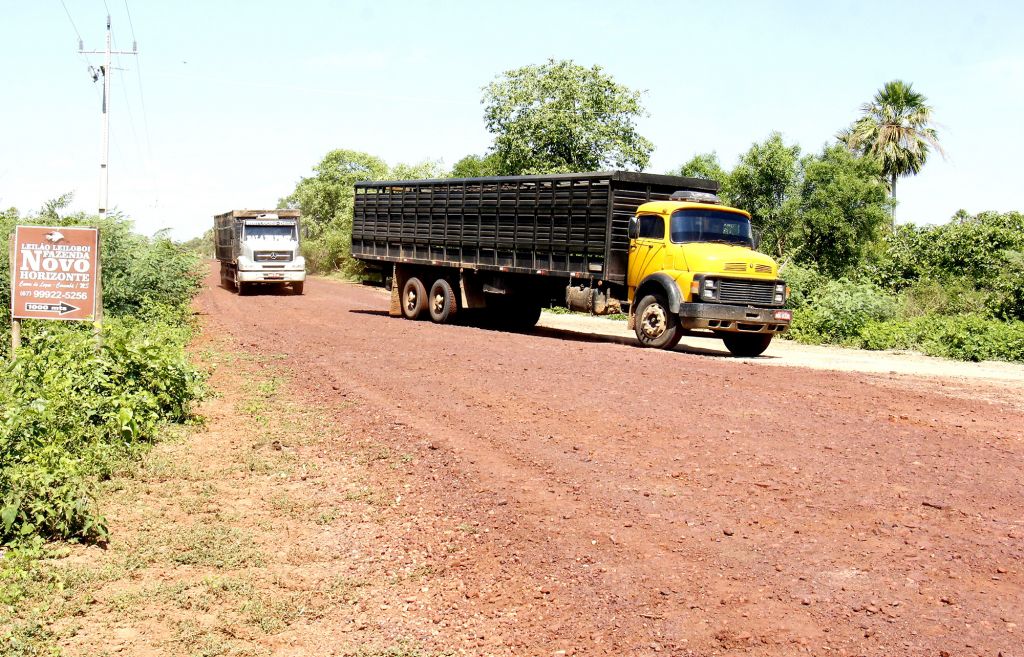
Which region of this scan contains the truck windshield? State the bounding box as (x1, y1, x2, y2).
(245, 225, 295, 240)
(670, 209, 753, 247)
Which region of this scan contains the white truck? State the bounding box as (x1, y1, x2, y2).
(214, 209, 306, 295)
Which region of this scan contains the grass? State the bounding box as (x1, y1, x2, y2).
(170, 524, 264, 569)
(0, 339, 445, 657)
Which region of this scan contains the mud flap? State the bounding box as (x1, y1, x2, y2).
(388, 265, 402, 317)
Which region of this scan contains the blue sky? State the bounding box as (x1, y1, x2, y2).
(3, 1, 1022, 239)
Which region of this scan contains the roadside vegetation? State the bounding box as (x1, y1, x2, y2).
(1, 200, 205, 650)
(275, 60, 1021, 362)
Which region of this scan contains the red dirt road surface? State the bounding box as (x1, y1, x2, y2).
(196, 266, 1023, 656)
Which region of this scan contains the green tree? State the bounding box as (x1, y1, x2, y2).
(839, 80, 944, 199)
(728, 133, 802, 258)
(667, 152, 731, 201)
(482, 58, 653, 175)
(279, 149, 389, 239)
(386, 160, 448, 181)
(450, 153, 501, 178)
(793, 145, 892, 277)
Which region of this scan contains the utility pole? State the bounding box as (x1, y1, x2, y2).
(79, 15, 136, 220)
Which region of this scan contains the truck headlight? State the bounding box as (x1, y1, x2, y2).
(701, 279, 717, 300)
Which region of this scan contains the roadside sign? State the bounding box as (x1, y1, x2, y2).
(10, 226, 100, 322)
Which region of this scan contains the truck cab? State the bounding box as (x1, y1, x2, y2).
(214, 210, 306, 295)
(627, 191, 791, 356)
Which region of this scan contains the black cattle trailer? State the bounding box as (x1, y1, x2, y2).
(351, 171, 717, 327)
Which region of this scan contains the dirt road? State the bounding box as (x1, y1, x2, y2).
(184, 269, 1024, 656)
(54, 267, 1023, 657)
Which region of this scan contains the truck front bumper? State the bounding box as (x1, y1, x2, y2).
(678, 303, 791, 334)
(237, 269, 306, 283)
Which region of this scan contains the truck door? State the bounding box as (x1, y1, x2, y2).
(627, 214, 668, 291)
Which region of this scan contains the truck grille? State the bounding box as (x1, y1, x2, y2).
(718, 279, 776, 305)
(724, 262, 773, 274)
(254, 251, 292, 262)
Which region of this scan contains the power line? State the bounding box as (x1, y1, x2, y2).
(59, 0, 84, 43)
(122, 1, 154, 164)
(59, 0, 98, 74)
(121, 0, 160, 209)
(80, 13, 138, 218)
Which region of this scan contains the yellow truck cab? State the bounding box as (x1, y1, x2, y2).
(627, 190, 791, 356)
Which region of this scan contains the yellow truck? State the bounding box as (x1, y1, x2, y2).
(352, 172, 790, 356)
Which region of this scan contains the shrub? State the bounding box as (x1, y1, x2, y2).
(779, 262, 826, 310)
(0, 316, 203, 544)
(898, 278, 988, 318)
(788, 279, 897, 344)
(1, 207, 205, 545)
(858, 314, 1024, 362)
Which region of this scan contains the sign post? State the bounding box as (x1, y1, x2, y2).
(8, 236, 20, 358)
(9, 226, 101, 359)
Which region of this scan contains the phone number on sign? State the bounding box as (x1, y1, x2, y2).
(23, 290, 89, 300)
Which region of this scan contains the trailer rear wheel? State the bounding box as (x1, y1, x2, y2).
(634, 294, 681, 349)
(401, 277, 427, 319)
(721, 333, 773, 357)
(428, 279, 457, 323)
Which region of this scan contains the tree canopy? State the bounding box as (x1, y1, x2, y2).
(279, 149, 388, 239)
(727, 133, 802, 259)
(838, 80, 943, 198)
(793, 145, 892, 276)
(482, 59, 653, 175)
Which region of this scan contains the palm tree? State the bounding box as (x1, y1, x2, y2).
(839, 80, 944, 200)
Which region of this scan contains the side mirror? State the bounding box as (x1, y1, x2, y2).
(628, 216, 639, 240)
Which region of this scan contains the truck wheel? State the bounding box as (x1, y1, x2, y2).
(237, 282, 249, 296)
(722, 333, 773, 357)
(634, 294, 681, 349)
(401, 277, 427, 319)
(428, 279, 456, 323)
(292, 282, 304, 295)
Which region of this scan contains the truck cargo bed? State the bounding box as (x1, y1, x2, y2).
(352, 171, 716, 284)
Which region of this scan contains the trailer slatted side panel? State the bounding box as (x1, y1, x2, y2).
(352, 172, 716, 284)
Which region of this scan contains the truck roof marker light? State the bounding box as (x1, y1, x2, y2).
(670, 190, 721, 204)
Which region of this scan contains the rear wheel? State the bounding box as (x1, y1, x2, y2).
(428, 279, 457, 323)
(722, 333, 773, 357)
(633, 294, 681, 349)
(401, 277, 427, 319)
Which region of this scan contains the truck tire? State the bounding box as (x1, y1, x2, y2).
(721, 333, 773, 357)
(401, 277, 427, 319)
(634, 294, 682, 349)
(428, 279, 456, 323)
(237, 282, 249, 296)
(292, 282, 304, 295)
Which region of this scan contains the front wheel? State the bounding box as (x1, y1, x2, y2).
(721, 333, 773, 357)
(291, 282, 304, 295)
(633, 294, 681, 349)
(401, 277, 427, 319)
